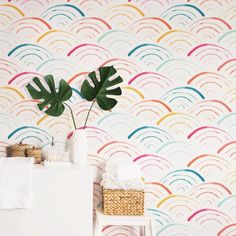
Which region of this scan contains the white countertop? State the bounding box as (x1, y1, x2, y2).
(0, 162, 93, 236)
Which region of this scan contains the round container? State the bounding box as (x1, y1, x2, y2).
(9, 142, 32, 157)
(26, 147, 42, 164)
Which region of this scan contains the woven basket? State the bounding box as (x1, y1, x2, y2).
(8, 143, 32, 157)
(103, 189, 144, 215)
(26, 147, 42, 164)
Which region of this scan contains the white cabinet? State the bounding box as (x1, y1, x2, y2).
(0, 164, 93, 236)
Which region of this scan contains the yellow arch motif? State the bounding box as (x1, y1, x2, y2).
(37, 115, 49, 125)
(0, 4, 24, 16)
(157, 29, 198, 43)
(124, 86, 145, 99)
(115, 4, 145, 16)
(0, 86, 25, 99)
(157, 112, 187, 125)
(157, 194, 195, 207)
(36, 29, 62, 42)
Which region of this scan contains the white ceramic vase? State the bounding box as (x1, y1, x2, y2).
(70, 129, 88, 164)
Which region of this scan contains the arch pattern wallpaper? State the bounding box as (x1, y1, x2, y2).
(0, 0, 236, 235)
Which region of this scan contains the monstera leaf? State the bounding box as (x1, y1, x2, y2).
(26, 75, 72, 117)
(81, 66, 123, 110)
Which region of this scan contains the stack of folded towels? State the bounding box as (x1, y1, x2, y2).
(100, 159, 144, 190)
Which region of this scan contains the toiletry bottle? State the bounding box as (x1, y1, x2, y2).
(46, 137, 58, 161)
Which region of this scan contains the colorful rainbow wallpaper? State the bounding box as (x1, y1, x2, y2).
(0, 0, 236, 235)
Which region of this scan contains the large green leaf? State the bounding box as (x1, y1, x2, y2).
(26, 74, 72, 117)
(81, 66, 123, 110)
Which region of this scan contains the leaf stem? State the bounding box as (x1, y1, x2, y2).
(64, 103, 77, 130)
(83, 100, 95, 129)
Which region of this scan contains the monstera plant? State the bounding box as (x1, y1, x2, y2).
(26, 66, 123, 129)
(26, 74, 77, 130)
(81, 65, 123, 127)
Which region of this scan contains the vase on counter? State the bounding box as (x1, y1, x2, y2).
(69, 129, 88, 164)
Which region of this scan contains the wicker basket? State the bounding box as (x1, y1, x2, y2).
(8, 142, 32, 157)
(102, 188, 144, 215)
(26, 147, 42, 164)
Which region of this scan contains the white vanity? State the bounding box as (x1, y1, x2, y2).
(0, 164, 93, 236)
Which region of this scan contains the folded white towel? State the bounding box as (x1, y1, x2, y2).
(101, 178, 144, 190)
(0, 157, 33, 209)
(101, 173, 117, 182)
(117, 163, 142, 181)
(101, 161, 144, 190)
(120, 179, 144, 190)
(105, 163, 118, 174)
(101, 158, 144, 190)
